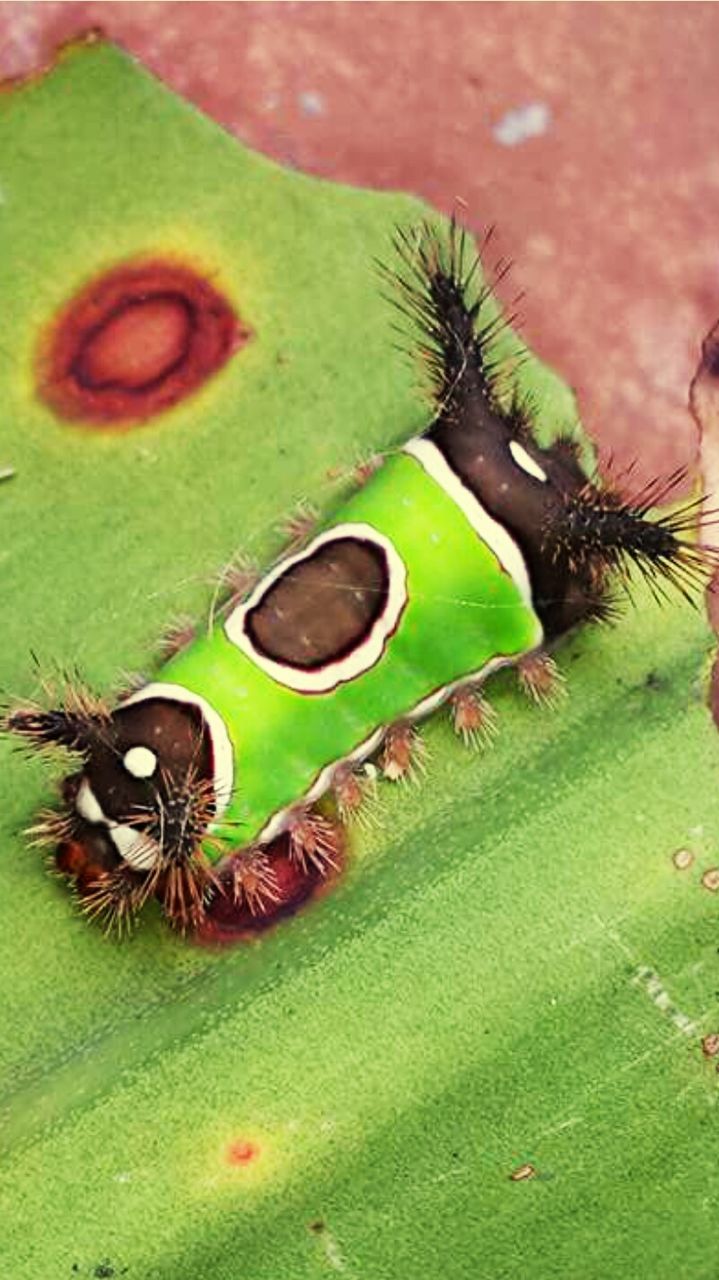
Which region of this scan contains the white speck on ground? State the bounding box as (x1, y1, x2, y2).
(298, 90, 324, 117)
(493, 102, 551, 146)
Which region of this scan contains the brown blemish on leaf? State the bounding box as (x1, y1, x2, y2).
(37, 259, 249, 427)
(700, 867, 719, 893)
(701, 1033, 719, 1058)
(672, 847, 694, 871)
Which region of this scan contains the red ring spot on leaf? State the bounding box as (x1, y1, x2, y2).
(226, 1140, 260, 1167)
(37, 260, 249, 426)
(74, 295, 193, 392)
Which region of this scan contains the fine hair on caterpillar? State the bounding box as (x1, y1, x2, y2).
(5, 216, 718, 940)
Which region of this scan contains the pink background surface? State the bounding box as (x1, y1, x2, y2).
(2, 2, 719, 483)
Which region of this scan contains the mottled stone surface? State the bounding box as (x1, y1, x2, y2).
(3, 1, 719, 481)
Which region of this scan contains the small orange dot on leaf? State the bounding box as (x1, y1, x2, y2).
(226, 1139, 260, 1166)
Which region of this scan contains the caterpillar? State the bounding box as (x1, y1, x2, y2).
(5, 219, 714, 939)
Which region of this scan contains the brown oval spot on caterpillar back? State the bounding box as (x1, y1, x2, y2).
(245, 536, 390, 669)
(36, 259, 248, 426)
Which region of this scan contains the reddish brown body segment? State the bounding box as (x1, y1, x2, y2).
(37, 259, 248, 426)
(196, 835, 341, 947)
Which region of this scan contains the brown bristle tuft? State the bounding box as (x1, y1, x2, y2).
(450, 687, 498, 749)
(332, 763, 380, 828)
(3, 694, 109, 756)
(231, 850, 281, 915)
(516, 653, 567, 707)
(156, 616, 196, 661)
(158, 853, 220, 932)
(380, 721, 427, 783)
(281, 500, 319, 550)
(78, 864, 149, 936)
(120, 766, 223, 931)
(25, 807, 77, 850)
(287, 807, 342, 874)
(126, 767, 217, 865)
(217, 554, 260, 604)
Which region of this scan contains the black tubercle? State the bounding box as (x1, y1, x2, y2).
(123, 764, 221, 933)
(4, 690, 110, 756)
(388, 217, 715, 632)
(379, 217, 518, 416)
(133, 766, 216, 868)
(545, 477, 718, 606)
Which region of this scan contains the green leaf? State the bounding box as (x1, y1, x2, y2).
(1, 37, 718, 1280)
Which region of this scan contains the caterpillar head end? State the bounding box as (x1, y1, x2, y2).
(6, 686, 231, 933)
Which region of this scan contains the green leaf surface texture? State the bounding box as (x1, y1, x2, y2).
(1, 37, 718, 1280)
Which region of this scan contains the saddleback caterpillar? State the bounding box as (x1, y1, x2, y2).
(5, 220, 716, 939)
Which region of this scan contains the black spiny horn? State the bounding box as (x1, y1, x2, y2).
(379, 216, 514, 415)
(545, 468, 719, 605)
(3, 684, 110, 756)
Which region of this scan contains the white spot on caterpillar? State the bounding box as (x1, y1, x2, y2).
(509, 440, 548, 483)
(76, 778, 104, 825)
(123, 745, 158, 779)
(110, 823, 159, 872)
